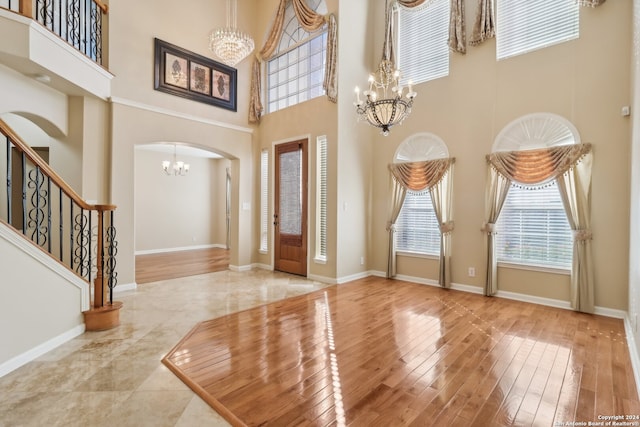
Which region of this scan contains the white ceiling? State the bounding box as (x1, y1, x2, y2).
(136, 143, 223, 159)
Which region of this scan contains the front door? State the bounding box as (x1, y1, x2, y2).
(274, 139, 308, 276)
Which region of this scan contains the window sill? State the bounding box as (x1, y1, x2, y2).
(314, 256, 327, 265)
(497, 261, 570, 276)
(396, 251, 439, 261)
(259, 249, 268, 255)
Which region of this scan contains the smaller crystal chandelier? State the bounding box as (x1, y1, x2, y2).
(354, 60, 417, 136)
(162, 145, 190, 176)
(208, 0, 255, 67)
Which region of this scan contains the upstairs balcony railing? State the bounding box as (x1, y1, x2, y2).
(0, 0, 107, 66)
(0, 119, 118, 310)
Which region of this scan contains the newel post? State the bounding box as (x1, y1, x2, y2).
(82, 206, 122, 331)
(19, 0, 33, 18)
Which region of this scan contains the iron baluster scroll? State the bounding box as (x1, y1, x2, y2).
(73, 208, 92, 281)
(104, 210, 118, 305)
(32, 0, 107, 65)
(26, 166, 48, 248)
(0, 119, 119, 319)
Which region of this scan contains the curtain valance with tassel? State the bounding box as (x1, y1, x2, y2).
(388, 158, 455, 192)
(486, 143, 592, 187)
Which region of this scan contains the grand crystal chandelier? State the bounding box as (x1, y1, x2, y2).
(208, 0, 255, 67)
(354, 0, 417, 136)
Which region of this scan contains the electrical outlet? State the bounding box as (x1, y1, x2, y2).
(360, 256, 365, 265)
(468, 267, 476, 277)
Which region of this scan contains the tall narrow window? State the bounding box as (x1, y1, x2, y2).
(315, 136, 327, 262)
(496, 0, 579, 60)
(397, 0, 450, 85)
(260, 149, 269, 253)
(266, 0, 328, 114)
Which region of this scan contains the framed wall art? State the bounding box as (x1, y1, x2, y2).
(154, 38, 237, 111)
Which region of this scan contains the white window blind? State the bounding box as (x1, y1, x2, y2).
(496, 0, 579, 60)
(397, 0, 450, 85)
(315, 136, 327, 261)
(496, 183, 572, 269)
(260, 149, 269, 252)
(396, 191, 440, 255)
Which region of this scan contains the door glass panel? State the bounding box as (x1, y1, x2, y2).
(279, 149, 302, 235)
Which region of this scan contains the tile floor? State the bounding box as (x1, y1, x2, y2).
(0, 269, 332, 427)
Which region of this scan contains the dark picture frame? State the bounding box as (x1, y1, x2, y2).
(154, 38, 237, 111)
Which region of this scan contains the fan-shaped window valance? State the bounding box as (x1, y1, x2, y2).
(390, 132, 453, 192)
(487, 143, 592, 186)
(389, 158, 454, 192)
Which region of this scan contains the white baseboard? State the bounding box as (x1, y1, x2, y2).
(229, 264, 252, 272)
(253, 263, 273, 271)
(135, 244, 226, 256)
(625, 314, 640, 400)
(0, 324, 85, 378)
(307, 273, 338, 285)
(451, 282, 484, 294)
(380, 271, 626, 320)
(113, 282, 137, 293)
(594, 306, 627, 319)
(336, 270, 373, 284)
(496, 290, 572, 311)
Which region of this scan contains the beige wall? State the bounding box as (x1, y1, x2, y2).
(108, 0, 253, 129)
(257, 98, 338, 277)
(78, 97, 110, 203)
(0, 64, 68, 137)
(0, 226, 85, 368)
(134, 149, 228, 252)
(335, 0, 374, 280)
(108, 0, 256, 284)
(629, 0, 640, 367)
(111, 102, 253, 285)
(368, 0, 631, 310)
(254, 0, 376, 282)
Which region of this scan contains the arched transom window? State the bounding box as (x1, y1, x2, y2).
(266, 0, 328, 114)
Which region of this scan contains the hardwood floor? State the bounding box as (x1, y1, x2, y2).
(135, 247, 230, 284)
(162, 276, 640, 426)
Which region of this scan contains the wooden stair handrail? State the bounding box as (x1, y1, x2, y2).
(0, 119, 115, 213)
(93, 0, 108, 14)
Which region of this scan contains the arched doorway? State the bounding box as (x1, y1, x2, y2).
(133, 142, 231, 283)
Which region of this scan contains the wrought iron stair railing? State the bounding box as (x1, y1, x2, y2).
(1, 0, 107, 66)
(0, 119, 118, 310)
